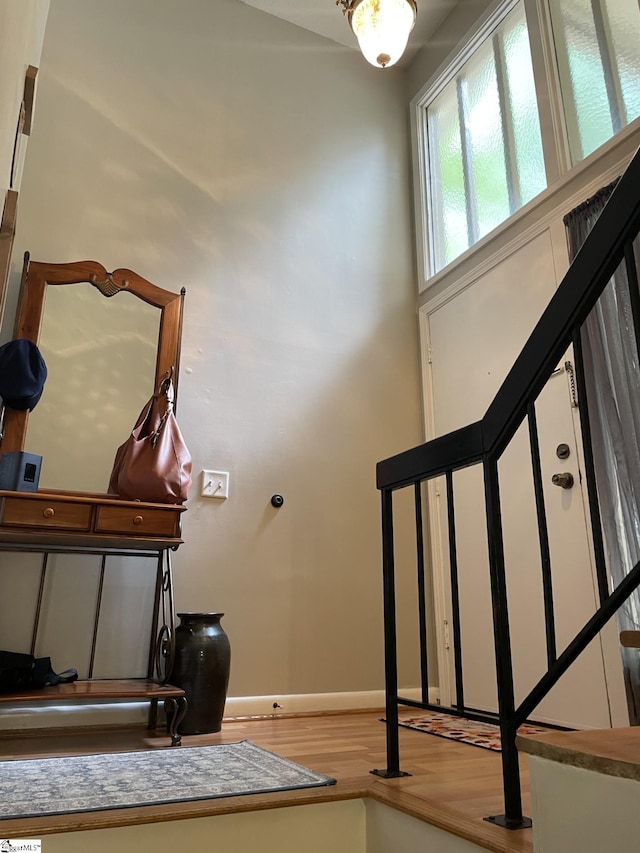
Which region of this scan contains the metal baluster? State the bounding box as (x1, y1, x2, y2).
(414, 481, 429, 705)
(572, 329, 610, 604)
(483, 457, 530, 829)
(527, 402, 557, 667)
(446, 470, 464, 710)
(372, 488, 410, 779)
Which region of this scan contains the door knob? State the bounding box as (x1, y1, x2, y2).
(552, 472, 574, 489)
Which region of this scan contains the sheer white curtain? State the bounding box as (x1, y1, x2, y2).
(565, 180, 640, 724)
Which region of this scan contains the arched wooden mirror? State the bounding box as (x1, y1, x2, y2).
(1, 254, 185, 494)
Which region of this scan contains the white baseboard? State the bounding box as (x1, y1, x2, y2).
(226, 687, 441, 718)
(0, 687, 440, 732)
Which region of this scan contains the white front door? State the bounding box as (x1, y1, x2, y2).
(424, 229, 626, 729)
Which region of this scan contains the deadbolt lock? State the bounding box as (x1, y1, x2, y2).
(552, 472, 574, 489)
(556, 443, 571, 460)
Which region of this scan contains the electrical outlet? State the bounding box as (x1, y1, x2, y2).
(201, 470, 230, 499)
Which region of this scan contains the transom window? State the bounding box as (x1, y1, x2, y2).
(425, 2, 546, 273)
(417, 0, 640, 279)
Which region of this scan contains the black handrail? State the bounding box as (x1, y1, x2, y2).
(377, 420, 484, 489)
(374, 144, 640, 829)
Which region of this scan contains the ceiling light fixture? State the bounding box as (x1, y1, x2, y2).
(336, 0, 417, 69)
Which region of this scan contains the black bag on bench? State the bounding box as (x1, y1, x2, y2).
(0, 650, 78, 693)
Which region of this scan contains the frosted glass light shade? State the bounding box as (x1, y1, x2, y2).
(350, 0, 417, 68)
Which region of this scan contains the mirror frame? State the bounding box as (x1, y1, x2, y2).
(1, 254, 185, 459)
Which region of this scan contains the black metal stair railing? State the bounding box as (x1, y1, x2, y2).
(374, 144, 640, 829)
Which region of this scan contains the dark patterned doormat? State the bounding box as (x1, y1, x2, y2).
(394, 711, 555, 751)
(0, 740, 336, 820)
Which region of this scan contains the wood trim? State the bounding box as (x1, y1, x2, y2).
(0, 190, 18, 329)
(518, 726, 640, 781)
(22, 65, 38, 136)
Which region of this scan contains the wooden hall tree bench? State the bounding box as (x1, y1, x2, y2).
(0, 258, 190, 748)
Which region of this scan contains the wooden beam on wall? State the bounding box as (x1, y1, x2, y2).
(0, 189, 19, 330)
(22, 65, 38, 136)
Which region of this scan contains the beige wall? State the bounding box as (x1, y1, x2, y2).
(41, 801, 366, 853)
(0, 0, 49, 198)
(0, 0, 49, 328)
(0, 0, 424, 706)
(528, 756, 640, 852)
(366, 800, 490, 853)
(36, 799, 493, 853)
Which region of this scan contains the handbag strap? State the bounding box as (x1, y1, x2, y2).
(149, 368, 175, 448)
(159, 367, 175, 404)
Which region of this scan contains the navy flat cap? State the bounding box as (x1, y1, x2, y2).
(0, 339, 48, 411)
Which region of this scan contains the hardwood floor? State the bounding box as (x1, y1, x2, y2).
(0, 710, 533, 853)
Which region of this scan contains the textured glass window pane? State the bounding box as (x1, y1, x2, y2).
(463, 40, 510, 240)
(550, 1, 612, 159)
(605, 0, 640, 125)
(549, 0, 640, 163)
(424, 1, 546, 274)
(501, 5, 546, 204)
(428, 87, 468, 270)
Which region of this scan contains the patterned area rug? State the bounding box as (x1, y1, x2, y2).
(396, 711, 553, 751)
(0, 740, 336, 820)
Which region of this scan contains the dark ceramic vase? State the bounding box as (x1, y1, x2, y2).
(170, 612, 231, 734)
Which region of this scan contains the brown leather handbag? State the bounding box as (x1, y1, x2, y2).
(108, 370, 192, 504)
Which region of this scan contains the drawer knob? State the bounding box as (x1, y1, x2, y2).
(133, 515, 144, 526)
(43, 507, 55, 519)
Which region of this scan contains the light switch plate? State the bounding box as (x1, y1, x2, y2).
(201, 470, 230, 499)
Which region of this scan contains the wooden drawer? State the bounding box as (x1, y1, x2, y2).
(0, 496, 93, 531)
(94, 504, 179, 538)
